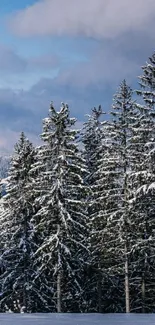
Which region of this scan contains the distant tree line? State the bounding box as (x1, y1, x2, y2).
(0, 52, 155, 313)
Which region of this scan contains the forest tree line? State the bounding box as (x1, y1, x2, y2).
(0, 52, 155, 313)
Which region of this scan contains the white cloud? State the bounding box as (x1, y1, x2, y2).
(28, 54, 59, 70)
(0, 44, 59, 78)
(0, 45, 26, 73)
(8, 0, 155, 39)
(55, 45, 140, 88)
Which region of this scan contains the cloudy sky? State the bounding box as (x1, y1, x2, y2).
(0, 0, 155, 153)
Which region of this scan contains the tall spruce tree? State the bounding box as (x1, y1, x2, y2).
(0, 133, 37, 312)
(100, 80, 137, 312)
(82, 106, 106, 312)
(32, 102, 88, 312)
(90, 119, 125, 312)
(129, 52, 155, 312)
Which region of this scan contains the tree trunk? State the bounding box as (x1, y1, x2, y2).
(141, 272, 145, 313)
(141, 249, 147, 313)
(97, 259, 102, 312)
(125, 243, 130, 313)
(57, 270, 61, 313)
(141, 223, 147, 313)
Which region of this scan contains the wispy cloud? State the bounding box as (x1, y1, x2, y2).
(7, 0, 155, 39)
(0, 45, 26, 73)
(28, 54, 59, 70)
(0, 44, 59, 75)
(56, 44, 140, 88)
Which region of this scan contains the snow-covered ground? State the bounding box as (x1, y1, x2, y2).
(0, 313, 155, 325)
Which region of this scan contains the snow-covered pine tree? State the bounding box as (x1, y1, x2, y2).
(82, 106, 106, 312)
(0, 132, 37, 312)
(99, 80, 137, 313)
(90, 120, 124, 312)
(129, 52, 155, 312)
(32, 102, 88, 312)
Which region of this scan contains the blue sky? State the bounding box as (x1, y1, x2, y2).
(0, 0, 35, 13)
(0, 0, 155, 153)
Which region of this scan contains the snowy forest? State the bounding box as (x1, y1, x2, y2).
(0, 51, 155, 314)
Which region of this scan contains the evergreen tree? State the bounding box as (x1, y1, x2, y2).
(32, 102, 88, 312)
(129, 52, 155, 312)
(82, 106, 106, 312)
(0, 133, 37, 312)
(100, 80, 137, 312)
